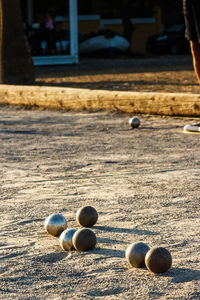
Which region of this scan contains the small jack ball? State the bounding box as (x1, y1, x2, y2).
(76, 206, 98, 227)
(145, 247, 172, 273)
(126, 241, 150, 268)
(72, 228, 96, 251)
(129, 117, 140, 128)
(44, 213, 67, 237)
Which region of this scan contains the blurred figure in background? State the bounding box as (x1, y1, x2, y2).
(121, 0, 134, 52)
(44, 12, 56, 54)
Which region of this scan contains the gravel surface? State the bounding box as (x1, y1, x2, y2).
(0, 105, 200, 299)
(36, 55, 200, 94)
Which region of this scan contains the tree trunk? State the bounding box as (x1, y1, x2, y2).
(0, 0, 35, 84)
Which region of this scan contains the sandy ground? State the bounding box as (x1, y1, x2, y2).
(35, 55, 200, 94)
(0, 104, 200, 299)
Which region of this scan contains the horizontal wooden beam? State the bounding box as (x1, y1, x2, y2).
(0, 85, 200, 116)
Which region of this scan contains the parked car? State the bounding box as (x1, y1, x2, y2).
(146, 24, 190, 54)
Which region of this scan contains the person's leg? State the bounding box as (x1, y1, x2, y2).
(190, 40, 200, 84)
(183, 0, 200, 83)
(182, 0, 200, 132)
(184, 43, 200, 133)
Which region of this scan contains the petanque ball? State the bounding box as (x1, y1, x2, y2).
(145, 246, 172, 273)
(72, 228, 96, 251)
(126, 241, 150, 268)
(44, 213, 67, 237)
(59, 228, 77, 251)
(129, 117, 140, 128)
(76, 205, 98, 227)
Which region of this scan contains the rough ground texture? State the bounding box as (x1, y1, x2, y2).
(36, 55, 200, 94)
(0, 105, 200, 299)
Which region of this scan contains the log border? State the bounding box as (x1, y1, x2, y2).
(0, 85, 200, 116)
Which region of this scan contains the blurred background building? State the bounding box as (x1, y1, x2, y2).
(20, 0, 185, 64)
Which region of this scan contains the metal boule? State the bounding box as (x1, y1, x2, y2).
(44, 213, 67, 237)
(72, 228, 96, 251)
(129, 117, 140, 128)
(145, 246, 172, 273)
(126, 241, 150, 268)
(59, 228, 77, 251)
(76, 205, 98, 227)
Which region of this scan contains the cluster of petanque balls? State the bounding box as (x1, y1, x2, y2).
(44, 205, 172, 274)
(44, 206, 98, 252)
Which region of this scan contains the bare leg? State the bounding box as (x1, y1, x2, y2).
(190, 41, 200, 84)
(183, 42, 200, 132)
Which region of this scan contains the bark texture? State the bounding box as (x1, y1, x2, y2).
(0, 0, 34, 84)
(0, 85, 199, 117)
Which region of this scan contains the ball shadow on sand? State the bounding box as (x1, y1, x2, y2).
(34, 251, 69, 263)
(94, 247, 125, 259)
(163, 267, 200, 283)
(95, 225, 158, 236)
(86, 287, 123, 297)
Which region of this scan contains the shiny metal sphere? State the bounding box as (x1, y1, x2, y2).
(44, 213, 67, 237)
(126, 241, 150, 268)
(76, 206, 98, 227)
(129, 117, 140, 128)
(145, 247, 172, 273)
(59, 228, 77, 251)
(72, 228, 96, 251)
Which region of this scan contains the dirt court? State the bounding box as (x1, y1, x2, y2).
(0, 100, 200, 298)
(35, 55, 200, 94)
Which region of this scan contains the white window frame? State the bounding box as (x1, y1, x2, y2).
(27, 0, 79, 66)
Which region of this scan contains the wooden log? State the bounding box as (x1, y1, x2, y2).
(0, 84, 199, 116)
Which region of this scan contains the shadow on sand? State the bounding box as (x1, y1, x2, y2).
(95, 225, 158, 236)
(162, 267, 200, 283)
